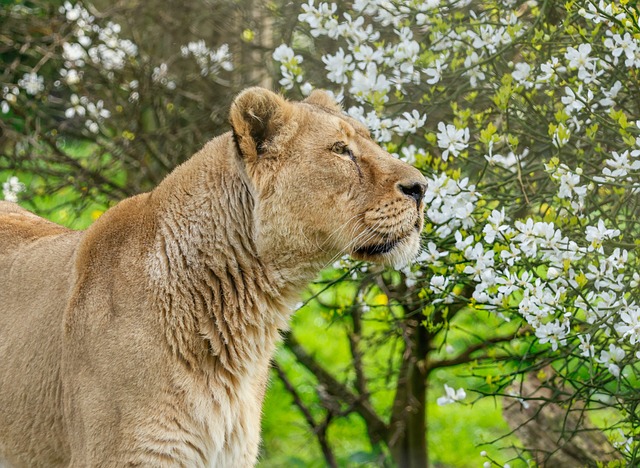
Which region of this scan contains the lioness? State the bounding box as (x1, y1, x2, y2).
(0, 88, 425, 467)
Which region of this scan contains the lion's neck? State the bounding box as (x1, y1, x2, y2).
(146, 136, 311, 377)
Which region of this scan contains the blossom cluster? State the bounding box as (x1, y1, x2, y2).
(1, 86, 19, 114)
(2, 2, 235, 139)
(60, 2, 138, 78)
(423, 175, 478, 239)
(64, 94, 111, 133)
(2, 176, 25, 203)
(180, 41, 233, 77)
(278, 0, 640, 461)
(1, 0, 239, 234)
(413, 192, 635, 376)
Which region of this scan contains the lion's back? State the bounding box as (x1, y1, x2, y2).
(0, 201, 71, 253)
(0, 201, 80, 466)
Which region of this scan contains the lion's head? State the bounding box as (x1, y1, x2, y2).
(229, 88, 426, 270)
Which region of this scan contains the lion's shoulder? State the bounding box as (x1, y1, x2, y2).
(0, 201, 71, 253)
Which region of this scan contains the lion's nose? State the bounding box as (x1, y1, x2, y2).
(397, 181, 426, 205)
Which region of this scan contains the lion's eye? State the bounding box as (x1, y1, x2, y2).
(332, 142, 354, 160)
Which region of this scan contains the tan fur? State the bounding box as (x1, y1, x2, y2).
(0, 88, 426, 467)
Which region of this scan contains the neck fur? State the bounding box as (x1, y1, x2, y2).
(146, 136, 312, 376)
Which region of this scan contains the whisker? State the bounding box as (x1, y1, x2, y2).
(325, 218, 387, 269)
(319, 212, 365, 251)
(319, 214, 397, 272)
(317, 213, 370, 269)
(298, 212, 365, 260)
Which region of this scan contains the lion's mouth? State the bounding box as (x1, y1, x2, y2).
(354, 219, 425, 257)
(354, 238, 400, 256)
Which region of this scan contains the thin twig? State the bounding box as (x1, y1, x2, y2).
(272, 362, 338, 468)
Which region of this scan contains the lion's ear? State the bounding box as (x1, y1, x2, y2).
(229, 87, 293, 160)
(303, 89, 342, 113)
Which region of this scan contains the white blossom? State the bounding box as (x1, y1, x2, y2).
(599, 81, 622, 107)
(394, 110, 427, 135)
(512, 62, 533, 88)
(272, 44, 296, 63)
(59, 1, 94, 25)
(300, 82, 314, 96)
(62, 42, 87, 66)
(18, 72, 44, 95)
(467, 24, 510, 54)
(151, 63, 176, 90)
(533, 318, 570, 351)
(615, 303, 640, 345)
(437, 384, 466, 405)
(565, 44, 595, 71)
(436, 122, 469, 161)
(60, 68, 82, 85)
(463, 52, 485, 87)
(322, 48, 354, 85)
(85, 119, 99, 134)
(86, 99, 110, 120)
(597, 344, 625, 377)
(538, 56, 566, 82)
(603, 150, 640, 179)
(353, 45, 384, 69)
(182, 41, 233, 76)
(298, 1, 337, 37)
(561, 85, 588, 115)
(483, 208, 512, 243)
(349, 63, 391, 102)
(578, 334, 594, 358)
(578, 1, 625, 25)
(585, 220, 620, 253)
(416, 242, 448, 266)
(398, 145, 419, 165)
(604, 32, 638, 66)
(65, 94, 86, 118)
(424, 58, 448, 85)
(430, 275, 449, 293)
(337, 14, 378, 45)
(1, 86, 18, 113)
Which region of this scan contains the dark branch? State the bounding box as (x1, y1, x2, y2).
(283, 331, 389, 444)
(272, 362, 338, 468)
(425, 333, 519, 373)
(348, 305, 369, 398)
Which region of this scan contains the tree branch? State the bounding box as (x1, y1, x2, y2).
(425, 333, 519, 373)
(348, 305, 369, 398)
(272, 362, 338, 468)
(283, 331, 389, 444)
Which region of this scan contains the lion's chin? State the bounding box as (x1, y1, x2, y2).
(351, 230, 421, 269)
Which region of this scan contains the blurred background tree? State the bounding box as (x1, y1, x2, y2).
(0, 0, 275, 221)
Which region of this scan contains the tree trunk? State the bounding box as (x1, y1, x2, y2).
(388, 318, 429, 467)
